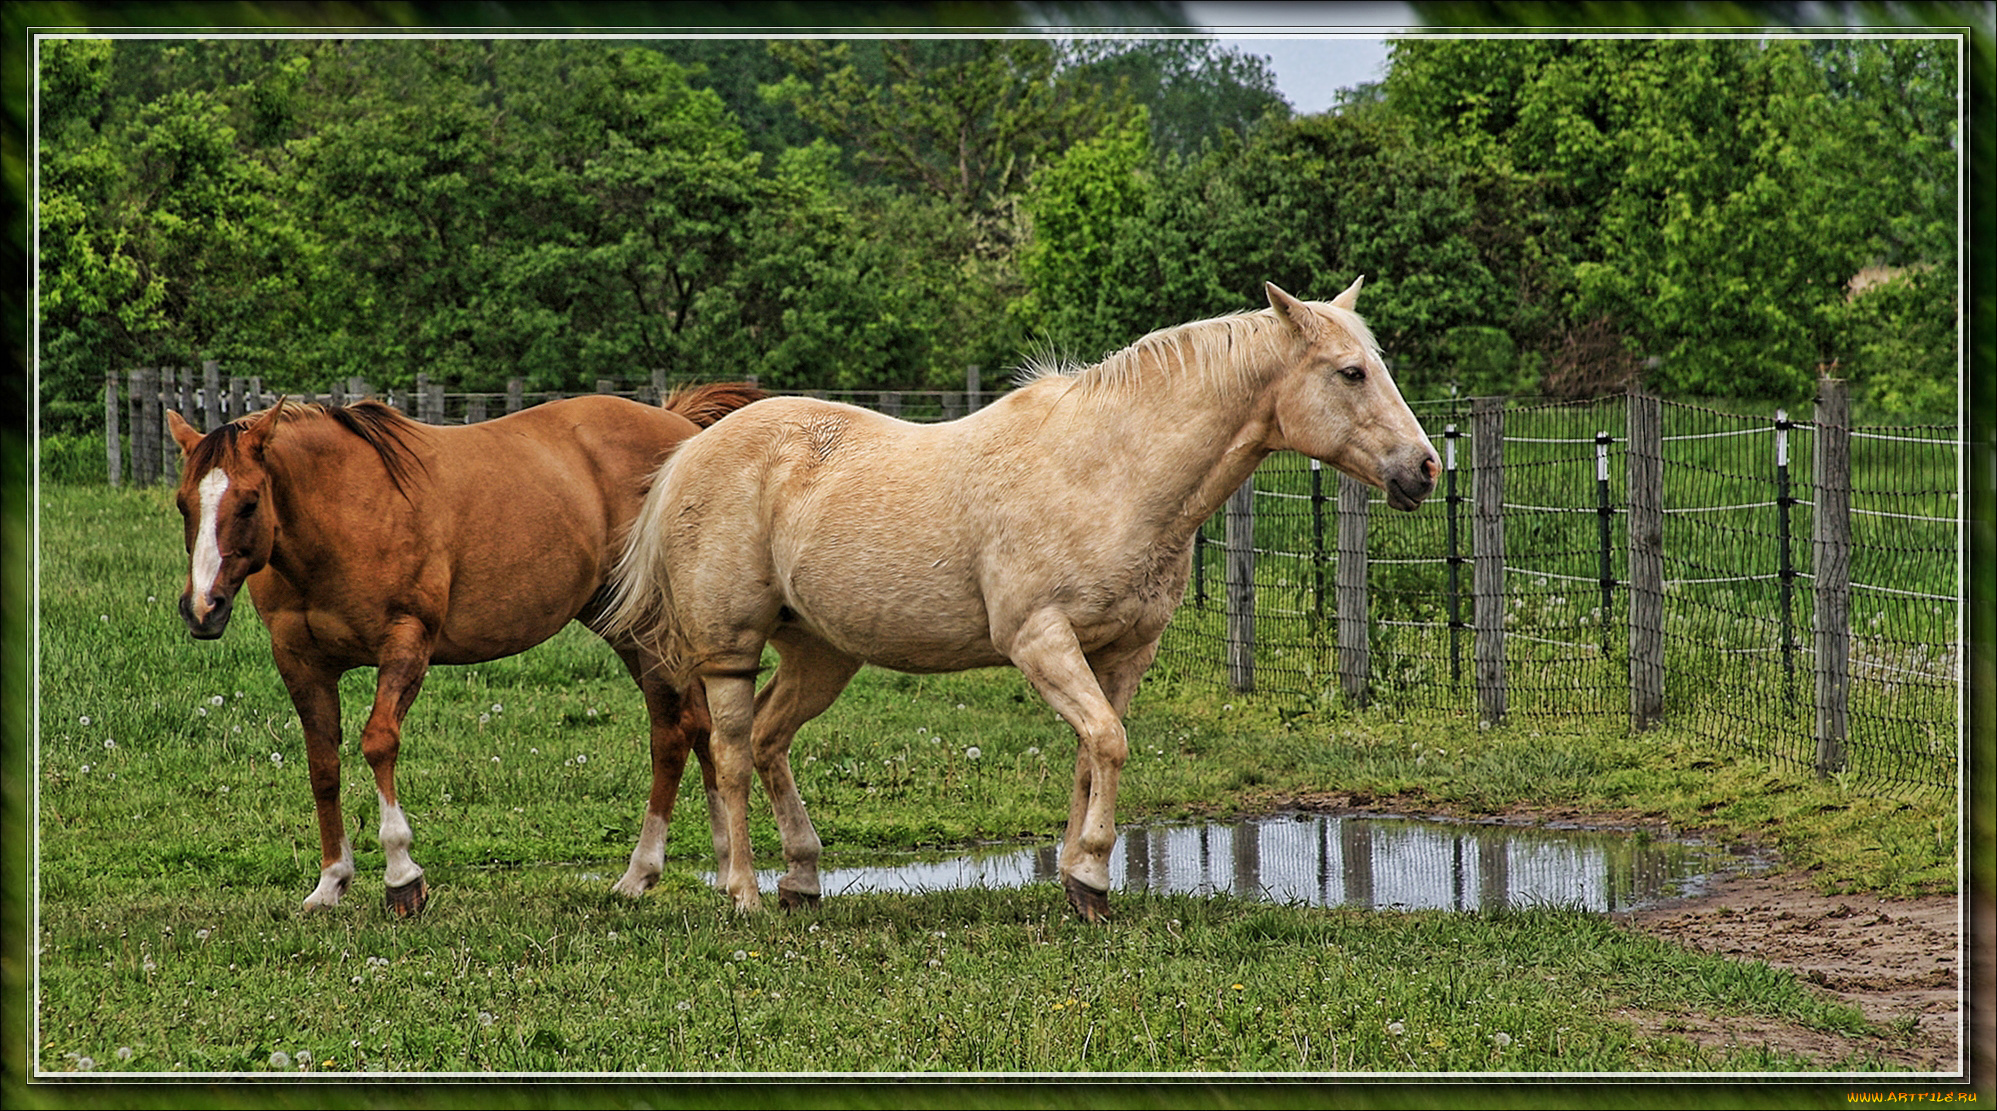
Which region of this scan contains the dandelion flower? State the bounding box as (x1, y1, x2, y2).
(1494, 1032, 1512, 1048)
(269, 1051, 292, 1068)
(491, 703, 504, 714)
(76, 1057, 95, 1071)
(270, 752, 284, 766)
(79, 716, 91, 726)
(116, 1047, 133, 1061)
(210, 695, 225, 707)
(732, 950, 747, 962)
(965, 746, 981, 761)
(1387, 1022, 1406, 1037)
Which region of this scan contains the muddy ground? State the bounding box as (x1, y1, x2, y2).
(1616, 865, 1966, 1073)
(1273, 792, 1974, 1075)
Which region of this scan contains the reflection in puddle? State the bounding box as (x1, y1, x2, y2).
(726, 813, 1731, 914)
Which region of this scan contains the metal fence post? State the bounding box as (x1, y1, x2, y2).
(1627, 389, 1664, 729)
(1444, 424, 1464, 683)
(1336, 470, 1371, 706)
(1813, 378, 1851, 775)
(1775, 409, 1797, 705)
(1594, 430, 1615, 656)
(1472, 396, 1506, 725)
(1225, 476, 1257, 692)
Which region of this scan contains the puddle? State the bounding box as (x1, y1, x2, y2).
(721, 813, 1734, 914)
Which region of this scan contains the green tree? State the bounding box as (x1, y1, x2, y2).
(764, 38, 1137, 257)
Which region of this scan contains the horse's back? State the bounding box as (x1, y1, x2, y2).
(646, 395, 1044, 671)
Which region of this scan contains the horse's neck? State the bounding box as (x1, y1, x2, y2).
(1048, 339, 1283, 540)
(261, 422, 405, 582)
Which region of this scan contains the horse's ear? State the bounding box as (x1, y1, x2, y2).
(1265, 282, 1319, 336)
(240, 396, 288, 459)
(1330, 274, 1365, 311)
(166, 410, 203, 455)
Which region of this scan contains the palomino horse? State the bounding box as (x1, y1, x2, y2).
(168, 384, 763, 915)
(604, 280, 1438, 922)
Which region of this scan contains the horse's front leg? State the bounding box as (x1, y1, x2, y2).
(364, 619, 436, 917)
(1009, 613, 1133, 924)
(277, 655, 353, 910)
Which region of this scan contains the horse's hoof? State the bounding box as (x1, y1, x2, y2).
(610, 873, 657, 899)
(1063, 876, 1111, 923)
(777, 886, 821, 911)
(385, 877, 429, 918)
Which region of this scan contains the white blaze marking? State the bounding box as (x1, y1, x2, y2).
(189, 468, 229, 609)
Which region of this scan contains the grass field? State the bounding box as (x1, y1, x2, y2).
(27, 481, 1960, 1080)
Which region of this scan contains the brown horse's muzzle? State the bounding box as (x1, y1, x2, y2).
(181, 590, 234, 639)
(1383, 444, 1441, 512)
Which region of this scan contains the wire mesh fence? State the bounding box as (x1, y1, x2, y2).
(1157, 387, 1961, 797)
(107, 369, 1960, 796)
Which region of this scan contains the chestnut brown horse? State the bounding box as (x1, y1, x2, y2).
(168, 384, 763, 915)
(604, 280, 1439, 922)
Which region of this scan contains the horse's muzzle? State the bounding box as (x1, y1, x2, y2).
(1384, 448, 1441, 512)
(181, 591, 234, 639)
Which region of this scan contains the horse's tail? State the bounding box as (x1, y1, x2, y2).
(663, 381, 766, 429)
(601, 455, 696, 686)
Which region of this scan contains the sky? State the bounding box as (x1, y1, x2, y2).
(1186, 1, 1414, 114)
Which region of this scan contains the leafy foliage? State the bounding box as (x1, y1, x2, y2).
(35, 35, 1961, 441)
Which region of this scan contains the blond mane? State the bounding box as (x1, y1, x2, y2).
(1015, 301, 1381, 402)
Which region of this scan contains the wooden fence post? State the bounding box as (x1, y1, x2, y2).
(1336, 470, 1370, 705)
(138, 367, 163, 485)
(878, 391, 901, 418)
(426, 379, 446, 424)
(1472, 396, 1506, 725)
(104, 372, 122, 487)
(466, 394, 487, 424)
(507, 378, 524, 414)
(176, 366, 196, 429)
(228, 376, 245, 422)
(967, 365, 982, 411)
(1813, 377, 1851, 775)
(1626, 389, 1665, 729)
(596, 378, 615, 397)
(203, 360, 222, 431)
(1225, 476, 1257, 692)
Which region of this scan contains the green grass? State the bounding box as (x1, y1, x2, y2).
(29, 482, 1960, 1076)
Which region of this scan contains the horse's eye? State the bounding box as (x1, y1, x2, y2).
(234, 499, 260, 520)
(1339, 365, 1367, 382)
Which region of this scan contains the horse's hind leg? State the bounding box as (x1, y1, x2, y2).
(277, 655, 354, 910)
(363, 620, 436, 917)
(703, 669, 764, 913)
(609, 647, 721, 898)
(756, 633, 861, 909)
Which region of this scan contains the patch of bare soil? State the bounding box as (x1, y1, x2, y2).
(1263, 792, 1966, 1073)
(1614, 866, 1961, 1073)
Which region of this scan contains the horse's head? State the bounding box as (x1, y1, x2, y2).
(168, 402, 284, 639)
(1265, 279, 1439, 511)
